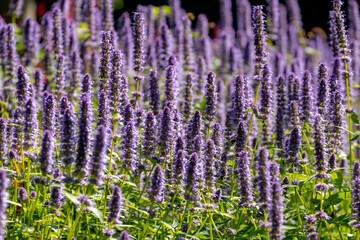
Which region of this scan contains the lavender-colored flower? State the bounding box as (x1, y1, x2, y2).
(122, 104, 134, 133)
(11, 108, 22, 151)
(305, 215, 318, 240)
(352, 177, 360, 229)
(268, 182, 283, 240)
(30, 191, 37, 199)
(42, 47, 52, 76)
(275, 76, 285, 150)
(54, 55, 66, 99)
(205, 72, 217, 122)
(285, 126, 301, 165)
(4, 24, 17, 100)
(107, 186, 122, 224)
(328, 153, 337, 170)
(329, 90, 343, 152)
(252, 6, 268, 76)
(74, 93, 93, 179)
(119, 231, 130, 240)
(158, 107, 174, 162)
(256, 148, 270, 211)
(121, 122, 138, 172)
(69, 50, 81, 98)
(52, 7, 63, 56)
(81, 74, 93, 94)
(109, 50, 125, 117)
(0, 170, 8, 239)
(354, 162, 360, 180)
(317, 63, 328, 118)
(97, 91, 109, 130)
(23, 98, 37, 150)
(143, 111, 156, 158)
(16, 66, 30, 108)
(288, 101, 300, 129)
(8, 0, 24, 17)
(182, 73, 193, 121)
(148, 70, 160, 115)
(149, 165, 164, 202)
(183, 17, 195, 72)
(77, 194, 94, 207)
(100, 0, 114, 31)
(42, 93, 56, 134)
(236, 151, 254, 208)
(185, 110, 202, 155)
(99, 31, 112, 93)
(300, 71, 313, 123)
(50, 180, 63, 209)
(22, 18, 38, 66)
(235, 121, 247, 154)
(185, 153, 201, 203)
(89, 125, 107, 186)
(159, 24, 173, 69)
(314, 182, 329, 192)
(39, 130, 54, 175)
(231, 75, 248, 127)
(204, 139, 216, 195)
(33, 68, 43, 98)
(164, 65, 177, 110)
(219, 0, 233, 30)
(269, 162, 280, 183)
(172, 150, 185, 195)
(18, 187, 28, 202)
(60, 103, 75, 169)
(0, 119, 7, 163)
(260, 64, 273, 144)
(133, 13, 146, 75)
(313, 115, 329, 180)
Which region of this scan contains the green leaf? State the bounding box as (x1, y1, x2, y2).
(7, 200, 21, 207)
(63, 191, 80, 205)
(154, 218, 174, 231)
(351, 112, 359, 125)
(325, 193, 343, 206)
(351, 135, 360, 141)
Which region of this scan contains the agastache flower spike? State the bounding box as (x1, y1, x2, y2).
(107, 186, 122, 224)
(252, 6, 268, 77)
(329, 91, 343, 152)
(33, 68, 43, 99)
(148, 70, 160, 115)
(159, 24, 173, 69)
(231, 75, 247, 127)
(352, 178, 360, 229)
(82, 74, 93, 95)
(185, 110, 202, 155)
(23, 98, 37, 150)
(52, 7, 63, 56)
(42, 94, 56, 134)
(275, 76, 285, 150)
(54, 55, 66, 99)
(0, 119, 7, 163)
(18, 187, 28, 202)
(305, 215, 318, 240)
(211, 123, 222, 170)
(236, 151, 253, 208)
(204, 139, 216, 195)
(50, 169, 63, 209)
(16, 66, 30, 107)
(69, 51, 81, 98)
(185, 153, 201, 203)
(0, 170, 8, 239)
(149, 165, 164, 202)
(328, 153, 337, 170)
(317, 63, 328, 118)
(74, 93, 93, 179)
(205, 72, 217, 122)
(353, 161, 360, 180)
(39, 130, 54, 175)
(300, 71, 313, 123)
(42, 48, 52, 76)
(59, 102, 75, 169)
(8, 0, 24, 18)
(97, 91, 109, 130)
(121, 122, 138, 172)
(289, 101, 300, 129)
(99, 31, 112, 93)
(260, 64, 273, 144)
(143, 111, 156, 158)
(285, 126, 301, 165)
(109, 50, 124, 118)
(89, 125, 107, 186)
(158, 107, 174, 162)
(133, 12, 146, 76)
(269, 162, 280, 183)
(4, 24, 17, 101)
(268, 182, 283, 240)
(164, 65, 177, 110)
(235, 121, 247, 154)
(183, 73, 193, 121)
(100, 0, 114, 31)
(313, 115, 329, 180)
(11, 108, 22, 151)
(256, 148, 270, 211)
(172, 150, 185, 196)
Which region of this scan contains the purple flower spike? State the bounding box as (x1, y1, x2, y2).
(119, 231, 130, 240)
(133, 12, 146, 75)
(0, 119, 7, 163)
(74, 93, 93, 179)
(173, 150, 185, 196)
(100, 0, 114, 31)
(143, 111, 156, 158)
(236, 151, 254, 208)
(317, 63, 328, 118)
(23, 98, 37, 150)
(183, 73, 193, 121)
(305, 215, 318, 240)
(39, 130, 54, 176)
(204, 139, 216, 195)
(52, 7, 63, 56)
(300, 71, 313, 123)
(18, 187, 28, 202)
(205, 72, 218, 122)
(107, 186, 122, 224)
(42, 93, 56, 134)
(285, 126, 301, 165)
(353, 162, 360, 180)
(99, 31, 112, 93)
(268, 182, 283, 240)
(16, 66, 30, 107)
(260, 64, 273, 144)
(60, 103, 75, 169)
(0, 170, 8, 239)
(183, 17, 195, 72)
(149, 165, 164, 202)
(55, 55, 66, 99)
(159, 107, 174, 163)
(121, 122, 138, 172)
(164, 65, 177, 110)
(185, 110, 202, 155)
(89, 125, 107, 186)
(256, 148, 270, 211)
(148, 70, 160, 115)
(313, 115, 329, 180)
(352, 178, 360, 229)
(252, 6, 268, 76)
(185, 153, 201, 203)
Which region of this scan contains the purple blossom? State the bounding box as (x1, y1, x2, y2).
(172, 150, 185, 196)
(185, 153, 201, 203)
(0, 170, 8, 239)
(39, 130, 54, 175)
(89, 125, 107, 186)
(256, 148, 270, 211)
(268, 182, 283, 240)
(0, 119, 7, 163)
(107, 186, 122, 224)
(60, 102, 75, 168)
(121, 122, 138, 172)
(236, 151, 254, 208)
(148, 70, 160, 115)
(23, 98, 37, 150)
(149, 165, 164, 202)
(99, 31, 112, 93)
(205, 72, 217, 122)
(143, 111, 156, 158)
(133, 12, 146, 75)
(18, 187, 28, 202)
(204, 139, 216, 194)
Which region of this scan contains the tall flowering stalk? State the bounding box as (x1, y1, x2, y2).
(99, 31, 112, 94)
(39, 130, 54, 176)
(205, 71, 217, 138)
(59, 100, 75, 171)
(236, 151, 253, 208)
(256, 148, 269, 211)
(268, 182, 283, 240)
(23, 98, 37, 150)
(0, 170, 8, 239)
(0, 119, 7, 164)
(89, 125, 107, 186)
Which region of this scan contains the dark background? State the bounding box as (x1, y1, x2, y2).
(0, 0, 356, 34)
